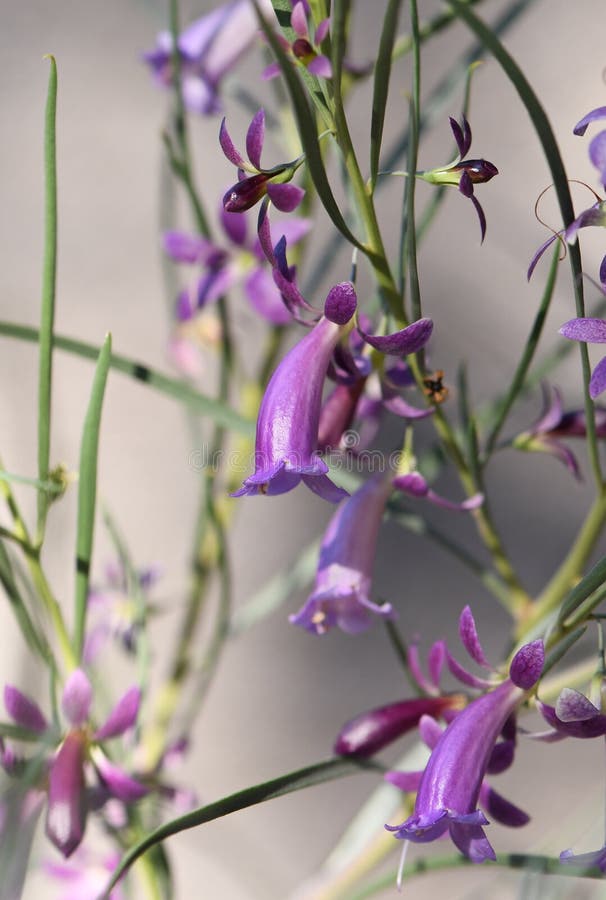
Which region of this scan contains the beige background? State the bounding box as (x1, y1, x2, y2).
(2, 0, 606, 897)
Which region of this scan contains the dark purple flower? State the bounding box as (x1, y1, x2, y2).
(513, 383, 606, 477)
(385, 640, 543, 875)
(142, 0, 274, 115)
(220, 109, 305, 213)
(289, 475, 394, 634)
(232, 284, 358, 501)
(263, 1, 332, 80)
(419, 116, 498, 241)
(559, 317, 606, 398)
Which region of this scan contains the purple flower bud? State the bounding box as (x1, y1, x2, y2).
(223, 173, 272, 213)
(46, 732, 87, 857)
(452, 159, 499, 184)
(323, 281, 357, 325)
(509, 640, 544, 689)
(334, 695, 464, 757)
(4, 685, 48, 734)
(61, 670, 93, 728)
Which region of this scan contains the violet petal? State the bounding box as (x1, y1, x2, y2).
(245, 109, 265, 170)
(555, 688, 600, 722)
(590, 355, 606, 399)
(459, 606, 491, 668)
(559, 317, 606, 343)
(94, 752, 149, 802)
(61, 670, 93, 727)
(360, 317, 433, 355)
(94, 686, 141, 742)
(219, 117, 246, 168)
(4, 685, 48, 734)
(266, 182, 305, 212)
(573, 106, 606, 137)
(45, 733, 87, 857)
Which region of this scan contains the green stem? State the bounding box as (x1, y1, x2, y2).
(483, 244, 559, 458)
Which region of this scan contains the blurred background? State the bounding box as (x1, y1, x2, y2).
(2, 0, 606, 896)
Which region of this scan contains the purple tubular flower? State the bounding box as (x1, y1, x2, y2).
(334, 695, 464, 757)
(46, 732, 88, 858)
(289, 475, 394, 634)
(385, 682, 525, 862)
(385, 641, 543, 865)
(232, 285, 358, 501)
(559, 317, 606, 398)
(143, 0, 274, 115)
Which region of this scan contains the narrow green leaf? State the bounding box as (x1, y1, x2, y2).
(370, 0, 403, 190)
(37, 56, 58, 541)
(255, 2, 364, 250)
(0, 540, 54, 666)
(0, 321, 252, 434)
(229, 538, 321, 635)
(557, 555, 606, 625)
(102, 757, 376, 897)
(542, 626, 587, 678)
(73, 334, 112, 661)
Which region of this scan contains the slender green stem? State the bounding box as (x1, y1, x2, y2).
(483, 244, 559, 459)
(37, 56, 58, 543)
(168, 0, 210, 239)
(405, 1, 422, 324)
(0, 321, 251, 434)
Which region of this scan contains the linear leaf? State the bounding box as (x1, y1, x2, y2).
(37, 56, 58, 540)
(255, 2, 364, 250)
(369, 0, 403, 190)
(0, 321, 253, 434)
(0, 540, 53, 666)
(73, 334, 112, 661)
(557, 555, 606, 625)
(101, 757, 376, 897)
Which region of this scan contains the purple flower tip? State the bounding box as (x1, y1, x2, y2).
(61, 670, 93, 727)
(323, 281, 357, 324)
(509, 640, 544, 689)
(4, 685, 48, 734)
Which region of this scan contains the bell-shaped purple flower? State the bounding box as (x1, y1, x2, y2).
(232, 284, 357, 502)
(220, 109, 305, 213)
(385, 640, 544, 868)
(143, 0, 274, 115)
(289, 474, 394, 633)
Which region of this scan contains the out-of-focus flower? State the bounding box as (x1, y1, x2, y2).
(559, 318, 606, 399)
(262, 1, 332, 80)
(143, 0, 274, 115)
(164, 207, 311, 329)
(512, 383, 606, 479)
(385, 638, 543, 876)
(4, 671, 145, 857)
(85, 561, 161, 662)
(418, 116, 498, 241)
(44, 847, 125, 900)
(220, 109, 305, 213)
(290, 475, 394, 634)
